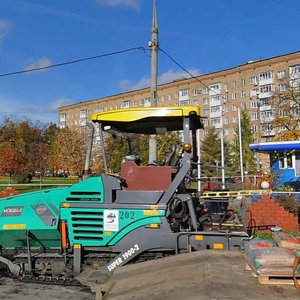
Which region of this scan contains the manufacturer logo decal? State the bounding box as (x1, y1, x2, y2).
(1, 206, 24, 217)
(104, 210, 119, 231)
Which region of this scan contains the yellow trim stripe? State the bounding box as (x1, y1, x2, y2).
(3, 224, 26, 230)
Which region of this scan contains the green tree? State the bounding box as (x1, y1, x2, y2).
(105, 132, 182, 173)
(200, 127, 222, 177)
(228, 111, 257, 175)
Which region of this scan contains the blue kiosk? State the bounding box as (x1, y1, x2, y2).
(249, 141, 300, 190)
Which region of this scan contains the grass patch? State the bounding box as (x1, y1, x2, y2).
(0, 176, 80, 194)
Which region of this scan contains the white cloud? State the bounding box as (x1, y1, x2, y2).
(0, 20, 12, 43)
(0, 95, 71, 124)
(47, 98, 72, 112)
(97, 0, 141, 10)
(119, 68, 201, 92)
(24, 57, 52, 73)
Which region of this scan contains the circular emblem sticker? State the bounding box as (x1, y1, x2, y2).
(35, 205, 48, 215)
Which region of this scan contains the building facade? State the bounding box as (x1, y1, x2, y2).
(59, 51, 300, 143)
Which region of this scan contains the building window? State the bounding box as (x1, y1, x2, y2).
(60, 113, 66, 121)
(251, 101, 258, 108)
(80, 109, 87, 118)
(210, 106, 220, 113)
(250, 88, 259, 97)
(241, 78, 246, 86)
(203, 97, 209, 105)
(232, 80, 236, 88)
(259, 71, 273, 81)
(211, 118, 220, 125)
(278, 83, 286, 92)
(261, 110, 273, 119)
(141, 98, 151, 106)
(193, 89, 200, 96)
(251, 113, 258, 120)
(224, 117, 229, 124)
(251, 125, 257, 132)
(202, 87, 209, 94)
(203, 109, 209, 116)
(232, 104, 237, 111)
(211, 94, 220, 102)
(231, 92, 236, 99)
(277, 70, 286, 79)
(180, 100, 190, 106)
(290, 64, 300, 77)
(260, 84, 273, 93)
(241, 90, 246, 98)
(180, 89, 189, 97)
(241, 102, 246, 110)
(122, 100, 131, 108)
(203, 119, 209, 126)
(233, 116, 237, 123)
(250, 76, 258, 84)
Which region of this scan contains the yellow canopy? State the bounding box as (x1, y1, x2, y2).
(91, 106, 202, 134)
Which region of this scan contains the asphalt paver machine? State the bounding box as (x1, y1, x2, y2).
(0, 106, 248, 285)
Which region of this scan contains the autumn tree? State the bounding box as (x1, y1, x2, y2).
(50, 126, 88, 175)
(0, 143, 19, 183)
(271, 72, 300, 141)
(0, 118, 47, 182)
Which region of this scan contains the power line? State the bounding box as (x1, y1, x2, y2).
(0, 46, 146, 78)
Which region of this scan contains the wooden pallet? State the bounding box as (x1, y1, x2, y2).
(245, 263, 300, 285)
(257, 274, 300, 285)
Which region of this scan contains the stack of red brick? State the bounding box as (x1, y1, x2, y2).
(247, 194, 298, 233)
(0, 187, 18, 198)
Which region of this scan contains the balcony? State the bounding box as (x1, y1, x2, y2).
(210, 110, 221, 118)
(260, 116, 274, 123)
(259, 78, 274, 85)
(261, 130, 275, 137)
(258, 91, 274, 99)
(259, 104, 273, 111)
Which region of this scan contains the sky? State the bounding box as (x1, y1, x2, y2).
(0, 0, 300, 124)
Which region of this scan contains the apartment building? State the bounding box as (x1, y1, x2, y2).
(58, 51, 300, 143)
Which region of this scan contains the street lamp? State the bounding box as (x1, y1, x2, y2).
(256, 91, 261, 142)
(220, 91, 227, 190)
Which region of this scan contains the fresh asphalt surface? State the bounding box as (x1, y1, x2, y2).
(0, 251, 299, 300)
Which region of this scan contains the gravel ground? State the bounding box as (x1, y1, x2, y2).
(0, 277, 95, 300)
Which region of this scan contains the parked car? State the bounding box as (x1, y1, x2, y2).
(284, 177, 300, 191)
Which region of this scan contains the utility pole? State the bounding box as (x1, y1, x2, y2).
(148, 0, 158, 163)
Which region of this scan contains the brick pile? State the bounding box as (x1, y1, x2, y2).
(0, 187, 18, 198)
(247, 194, 298, 233)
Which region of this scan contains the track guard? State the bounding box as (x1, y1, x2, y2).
(0, 255, 21, 277)
(77, 242, 149, 285)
